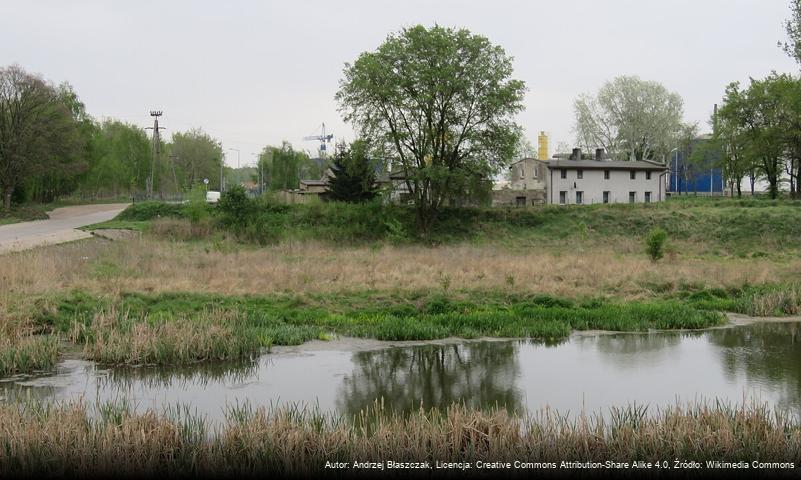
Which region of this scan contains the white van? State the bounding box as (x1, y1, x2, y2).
(205, 191, 221, 203)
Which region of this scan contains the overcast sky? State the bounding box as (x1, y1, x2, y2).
(2, 0, 798, 166)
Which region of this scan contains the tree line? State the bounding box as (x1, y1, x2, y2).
(710, 0, 801, 199)
(0, 63, 358, 210)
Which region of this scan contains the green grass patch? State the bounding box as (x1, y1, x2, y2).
(38, 290, 725, 367)
(110, 197, 801, 254)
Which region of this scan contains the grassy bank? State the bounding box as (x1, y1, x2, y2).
(0, 399, 797, 477)
(16, 288, 743, 368)
(3, 196, 801, 372)
(0, 204, 50, 225)
(104, 196, 801, 255)
(0, 289, 729, 369)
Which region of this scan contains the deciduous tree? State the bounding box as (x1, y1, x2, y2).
(336, 25, 525, 231)
(0, 65, 86, 209)
(574, 76, 684, 162)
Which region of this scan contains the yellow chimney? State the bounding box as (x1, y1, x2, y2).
(538, 131, 549, 161)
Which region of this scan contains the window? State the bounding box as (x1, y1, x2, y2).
(559, 191, 567, 204)
(603, 191, 610, 204)
(576, 191, 583, 204)
(516, 196, 526, 207)
(645, 192, 652, 203)
(560, 169, 567, 179)
(577, 169, 583, 179)
(630, 170, 636, 180)
(604, 170, 610, 180)
(519, 165, 525, 179)
(533, 166, 538, 178)
(646, 171, 652, 180)
(629, 192, 636, 203)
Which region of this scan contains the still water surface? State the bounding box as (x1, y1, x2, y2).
(1, 322, 799, 422)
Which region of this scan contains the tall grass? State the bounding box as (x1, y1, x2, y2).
(0, 399, 798, 476)
(0, 298, 60, 376)
(0, 335, 59, 376)
(69, 307, 268, 365)
(54, 291, 724, 361)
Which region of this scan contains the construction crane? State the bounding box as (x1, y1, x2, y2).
(303, 123, 334, 157)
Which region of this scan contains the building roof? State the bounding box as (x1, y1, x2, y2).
(300, 179, 328, 187)
(543, 159, 668, 171)
(509, 157, 539, 167)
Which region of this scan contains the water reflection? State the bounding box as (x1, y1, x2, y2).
(0, 323, 800, 421)
(707, 322, 801, 412)
(100, 358, 259, 390)
(337, 341, 522, 415)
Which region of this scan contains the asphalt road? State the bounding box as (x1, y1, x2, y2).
(0, 203, 129, 254)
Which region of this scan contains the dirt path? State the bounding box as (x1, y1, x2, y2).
(0, 203, 128, 254)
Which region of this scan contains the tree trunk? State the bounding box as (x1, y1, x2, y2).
(3, 187, 13, 211)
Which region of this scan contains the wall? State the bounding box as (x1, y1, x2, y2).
(492, 189, 546, 206)
(509, 159, 546, 191)
(546, 168, 665, 204)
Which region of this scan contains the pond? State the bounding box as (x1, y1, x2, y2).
(1, 322, 800, 422)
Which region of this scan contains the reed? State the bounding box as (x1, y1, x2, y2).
(0, 399, 797, 476)
(0, 297, 60, 376)
(70, 307, 267, 366)
(55, 291, 724, 360)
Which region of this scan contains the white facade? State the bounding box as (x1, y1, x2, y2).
(544, 161, 668, 205)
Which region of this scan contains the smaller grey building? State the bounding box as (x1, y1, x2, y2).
(542, 149, 669, 205)
(493, 158, 547, 207)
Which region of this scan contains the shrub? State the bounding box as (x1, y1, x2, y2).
(645, 227, 667, 262)
(185, 185, 211, 225)
(217, 185, 254, 229)
(117, 201, 185, 221)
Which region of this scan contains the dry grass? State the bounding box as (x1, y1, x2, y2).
(0, 236, 792, 300)
(0, 399, 798, 476)
(0, 296, 59, 375)
(70, 307, 265, 365)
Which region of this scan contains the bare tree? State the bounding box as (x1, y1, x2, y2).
(574, 76, 684, 162)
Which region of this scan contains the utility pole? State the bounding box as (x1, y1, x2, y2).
(220, 150, 225, 193)
(145, 111, 165, 199)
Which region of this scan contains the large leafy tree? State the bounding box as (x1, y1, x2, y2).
(328, 140, 378, 203)
(574, 76, 684, 162)
(258, 141, 310, 191)
(716, 73, 801, 199)
(715, 86, 751, 197)
(167, 128, 223, 190)
(336, 25, 526, 231)
(79, 120, 150, 197)
(0, 65, 87, 209)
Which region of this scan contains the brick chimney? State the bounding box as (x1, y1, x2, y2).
(595, 148, 605, 161)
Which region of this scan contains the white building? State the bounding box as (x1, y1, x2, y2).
(540, 149, 669, 205)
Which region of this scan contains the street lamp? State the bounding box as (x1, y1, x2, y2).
(669, 147, 679, 196)
(251, 152, 263, 194)
(227, 148, 241, 169)
(226, 148, 241, 190)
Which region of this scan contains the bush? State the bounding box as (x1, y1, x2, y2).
(217, 185, 254, 229)
(117, 201, 185, 221)
(185, 185, 211, 225)
(645, 227, 667, 262)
